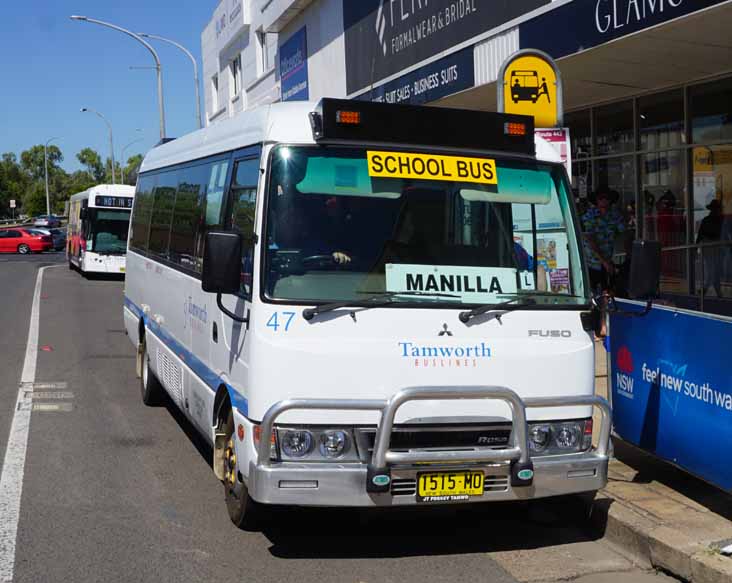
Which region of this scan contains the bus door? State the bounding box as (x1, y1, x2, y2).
(210, 153, 260, 403)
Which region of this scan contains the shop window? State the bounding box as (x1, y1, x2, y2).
(595, 100, 634, 155)
(691, 77, 732, 144)
(640, 150, 688, 292)
(692, 145, 732, 298)
(596, 156, 637, 243)
(565, 110, 592, 159)
(639, 89, 684, 151)
(565, 110, 592, 204)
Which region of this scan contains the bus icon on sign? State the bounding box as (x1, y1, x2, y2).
(511, 71, 550, 104)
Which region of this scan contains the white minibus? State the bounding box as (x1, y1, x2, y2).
(68, 184, 135, 275)
(124, 99, 611, 529)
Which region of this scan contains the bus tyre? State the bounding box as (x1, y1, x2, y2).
(140, 338, 163, 406)
(223, 410, 261, 530)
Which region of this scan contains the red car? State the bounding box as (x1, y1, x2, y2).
(0, 228, 53, 254)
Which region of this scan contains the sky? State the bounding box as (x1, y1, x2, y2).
(0, 1, 216, 173)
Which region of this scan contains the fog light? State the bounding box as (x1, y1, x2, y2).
(556, 425, 580, 449)
(319, 430, 349, 458)
(529, 425, 551, 452)
(281, 430, 313, 457)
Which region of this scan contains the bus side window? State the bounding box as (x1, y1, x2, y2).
(229, 158, 259, 297)
(148, 171, 179, 258)
(130, 174, 157, 252)
(205, 161, 229, 228)
(170, 162, 209, 271)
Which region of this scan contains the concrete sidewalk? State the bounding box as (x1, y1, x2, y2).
(593, 341, 732, 583)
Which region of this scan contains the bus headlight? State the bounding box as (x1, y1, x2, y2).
(319, 430, 350, 458)
(527, 420, 592, 456)
(529, 425, 551, 453)
(280, 430, 314, 458)
(276, 428, 358, 461)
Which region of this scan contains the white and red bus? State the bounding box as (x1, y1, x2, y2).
(67, 184, 135, 275)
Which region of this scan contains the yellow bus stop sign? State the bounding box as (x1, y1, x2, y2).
(498, 49, 563, 129)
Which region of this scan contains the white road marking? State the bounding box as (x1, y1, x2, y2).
(0, 266, 54, 582)
(28, 382, 67, 390)
(31, 403, 73, 413)
(30, 392, 74, 401)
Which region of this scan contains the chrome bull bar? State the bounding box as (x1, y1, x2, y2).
(256, 386, 611, 493)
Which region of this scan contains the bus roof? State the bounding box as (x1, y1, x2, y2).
(69, 184, 136, 204)
(140, 99, 541, 174)
(140, 101, 317, 173)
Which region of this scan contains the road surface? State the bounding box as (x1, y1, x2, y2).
(0, 253, 674, 583)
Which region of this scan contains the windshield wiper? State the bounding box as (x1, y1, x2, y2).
(458, 297, 537, 323)
(302, 290, 460, 321)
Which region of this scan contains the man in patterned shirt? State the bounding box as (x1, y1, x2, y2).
(582, 188, 625, 294)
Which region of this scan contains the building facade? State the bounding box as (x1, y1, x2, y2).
(201, 0, 732, 301)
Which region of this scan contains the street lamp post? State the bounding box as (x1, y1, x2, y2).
(139, 32, 202, 129)
(44, 137, 60, 217)
(120, 133, 144, 184)
(81, 108, 116, 184)
(70, 15, 167, 141)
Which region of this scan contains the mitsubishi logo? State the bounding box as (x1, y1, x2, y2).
(438, 323, 453, 337)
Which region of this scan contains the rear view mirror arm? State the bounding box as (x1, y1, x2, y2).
(216, 293, 250, 325)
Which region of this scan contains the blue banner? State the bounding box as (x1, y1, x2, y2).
(520, 0, 730, 60)
(279, 26, 309, 102)
(610, 301, 732, 491)
(354, 47, 474, 106)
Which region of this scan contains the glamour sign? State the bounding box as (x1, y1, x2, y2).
(595, 0, 683, 33)
(520, 0, 727, 60)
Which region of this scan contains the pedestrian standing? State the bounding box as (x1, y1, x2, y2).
(697, 198, 724, 297)
(582, 188, 625, 295)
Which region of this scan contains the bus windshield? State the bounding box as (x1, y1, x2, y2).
(86, 208, 131, 255)
(263, 145, 587, 307)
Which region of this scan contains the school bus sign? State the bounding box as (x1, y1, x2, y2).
(498, 49, 563, 129)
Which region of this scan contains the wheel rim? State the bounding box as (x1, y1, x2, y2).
(142, 346, 149, 387)
(18, 245, 29, 254)
(224, 437, 237, 489)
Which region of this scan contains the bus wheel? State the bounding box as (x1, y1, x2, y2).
(140, 337, 163, 406)
(223, 410, 261, 530)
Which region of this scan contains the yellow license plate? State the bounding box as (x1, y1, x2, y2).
(417, 471, 484, 502)
(119, 267, 125, 272)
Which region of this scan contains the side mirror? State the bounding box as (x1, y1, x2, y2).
(628, 240, 661, 299)
(79, 208, 87, 220)
(202, 231, 242, 294)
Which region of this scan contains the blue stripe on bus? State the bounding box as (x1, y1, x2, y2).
(125, 296, 249, 417)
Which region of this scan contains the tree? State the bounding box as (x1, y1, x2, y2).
(19, 145, 68, 216)
(123, 154, 144, 185)
(22, 182, 49, 218)
(21, 144, 63, 181)
(77, 148, 105, 182)
(0, 153, 30, 217)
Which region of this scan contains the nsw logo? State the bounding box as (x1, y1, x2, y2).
(615, 345, 635, 399)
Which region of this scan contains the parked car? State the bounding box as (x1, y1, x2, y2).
(33, 215, 62, 228)
(49, 227, 67, 251)
(0, 228, 53, 253)
(27, 227, 66, 251)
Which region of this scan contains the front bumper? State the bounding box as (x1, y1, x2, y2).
(247, 386, 611, 507)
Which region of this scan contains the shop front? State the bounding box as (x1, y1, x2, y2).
(342, 0, 732, 308)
